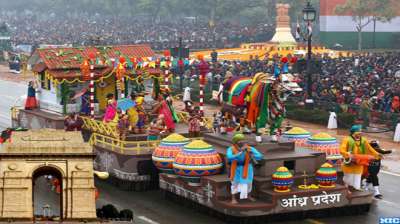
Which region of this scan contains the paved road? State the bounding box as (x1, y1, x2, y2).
(0, 79, 25, 127)
(95, 171, 400, 224)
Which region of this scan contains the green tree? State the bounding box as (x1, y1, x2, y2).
(335, 0, 390, 50)
(370, 0, 396, 48)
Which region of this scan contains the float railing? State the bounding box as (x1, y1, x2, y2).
(89, 132, 203, 155)
(90, 132, 158, 155)
(81, 116, 119, 138)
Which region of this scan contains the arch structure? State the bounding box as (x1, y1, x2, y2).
(0, 129, 96, 221)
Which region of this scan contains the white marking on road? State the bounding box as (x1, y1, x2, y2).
(381, 170, 400, 177)
(0, 94, 19, 101)
(381, 200, 400, 209)
(138, 216, 160, 224)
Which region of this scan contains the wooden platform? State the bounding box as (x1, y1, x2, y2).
(160, 172, 373, 217)
(204, 133, 295, 155)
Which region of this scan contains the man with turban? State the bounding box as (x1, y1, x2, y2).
(340, 125, 380, 191)
(227, 133, 263, 204)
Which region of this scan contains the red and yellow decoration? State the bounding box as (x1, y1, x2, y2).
(80, 59, 90, 81)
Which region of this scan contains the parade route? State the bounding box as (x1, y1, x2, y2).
(0, 67, 29, 127)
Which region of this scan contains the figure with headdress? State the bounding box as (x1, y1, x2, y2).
(340, 125, 380, 192)
(227, 133, 263, 204)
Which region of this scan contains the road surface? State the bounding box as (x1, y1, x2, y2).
(0, 79, 25, 127)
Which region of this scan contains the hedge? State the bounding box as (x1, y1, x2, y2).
(286, 103, 355, 129)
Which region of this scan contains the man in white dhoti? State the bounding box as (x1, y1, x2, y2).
(227, 134, 263, 204)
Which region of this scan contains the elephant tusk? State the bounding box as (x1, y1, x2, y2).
(94, 171, 109, 180)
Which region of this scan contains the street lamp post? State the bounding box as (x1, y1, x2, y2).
(178, 37, 184, 91)
(302, 1, 316, 108)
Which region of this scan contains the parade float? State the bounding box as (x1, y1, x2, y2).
(9, 44, 183, 191)
(12, 44, 162, 129)
(157, 133, 374, 222)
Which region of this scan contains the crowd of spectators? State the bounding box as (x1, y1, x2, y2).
(3, 10, 400, 118)
(183, 52, 400, 117)
(302, 52, 400, 114)
(1, 11, 275, 50)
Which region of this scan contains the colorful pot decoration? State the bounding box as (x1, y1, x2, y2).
(306, 133, 342, 161)
(282, 127, 311, 147)
(173, 140, 223, 183)
(272, 167, 294, 192)
(315, 163, 338, 188)
(152, 133, 190, 173)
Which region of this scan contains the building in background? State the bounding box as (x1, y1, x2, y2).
(319, 0, 400, 49)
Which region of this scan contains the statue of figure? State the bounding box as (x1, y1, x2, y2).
(227, 133, 263, 204)
(276, 4, 291, 27)
(340, 125, 380, 192)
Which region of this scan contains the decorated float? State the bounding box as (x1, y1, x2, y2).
(12, 44, 164, 129)
(157, 133, 374, 221)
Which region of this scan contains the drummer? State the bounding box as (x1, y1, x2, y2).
(340, 125, 380, 191)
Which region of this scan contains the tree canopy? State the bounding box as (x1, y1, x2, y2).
(335, 0, 396, 50)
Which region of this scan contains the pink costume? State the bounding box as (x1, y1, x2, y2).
(159, 100, 175, 130)
(103, 100, 117, 123)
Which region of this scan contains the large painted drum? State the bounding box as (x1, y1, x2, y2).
(272, 167, 294, 192)
(152, 133, 190, 174)
(307, 132, 342, 163)
(173, 140, 223, 184)
(282, 127, 311, 147)
(315, 163, 338, 188)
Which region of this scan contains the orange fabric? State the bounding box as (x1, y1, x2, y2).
(95, 188, 99, 200)
(340, 137, 379, 174)
(230, 145, 251, 181)
(246, 83, 261, 124)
